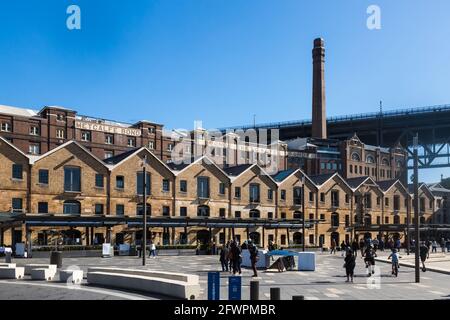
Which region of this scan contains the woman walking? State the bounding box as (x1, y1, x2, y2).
(344, 250, 356, 282)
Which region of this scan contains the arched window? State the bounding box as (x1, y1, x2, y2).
(382, 158, 389, 166)
(293, 211, 302, 219)
(197, 205, 210, 217)
(393, 215, 400, 225)
(63, 200, 81, 215)
(366, 155, 375, 164)
(364, 214, 372, 226)
(249, 209, 260, 218)
(293, 232, 303, 244)
(331, 212, 339, 227)
(351, 153, 361, 162)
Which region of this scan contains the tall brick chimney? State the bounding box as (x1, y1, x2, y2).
(312, 38, 327, 139)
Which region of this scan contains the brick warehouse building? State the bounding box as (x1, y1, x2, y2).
(0, 135, 442, 254)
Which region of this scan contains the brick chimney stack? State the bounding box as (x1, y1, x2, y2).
(312, 38, 327, 139)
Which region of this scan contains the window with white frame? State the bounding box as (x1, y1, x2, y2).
(30, 126, 39, 135)
(28, 144, 40, 155)
(127, 137, 135, 147)
(148, 141, 154, 149)
(56, 129, 65, 139)
(81, 131, 91, 142)
(1, 122, 11, 132)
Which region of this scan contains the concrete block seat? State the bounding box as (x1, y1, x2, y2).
(23, 264, 57, 275)
(297, 252, 316, 271)
(60, 269, 84, 284)
(0, 267, 25, 279)
(87, 267, 200, 300)
(0, 263, 16, 268)
(31, 268, 56, 281)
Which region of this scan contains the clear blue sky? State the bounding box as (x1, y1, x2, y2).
(0, 0, 449, 182)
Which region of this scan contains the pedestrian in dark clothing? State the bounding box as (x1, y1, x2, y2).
(351, 239, 359, 257)
(359, 238, 365, 258)
(219, 245, 229, 272)
(344, 250, 356, 282)
(420, 242, 429, 272)
(248, 240, 259, 277)
(230, 241, 242, 275)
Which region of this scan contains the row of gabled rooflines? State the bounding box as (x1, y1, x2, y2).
(1, 136, 434, 199)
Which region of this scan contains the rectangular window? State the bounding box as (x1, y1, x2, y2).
(95, 174, 104, 188)
(309, 213, 314, 220)
(376, 216, 381, 224)
(420, 198, 425, 212)
(116, 176, 125, 189)
(219, 208, 226, 218)
(345, 194, 350, 204)
(385, 217, 389, 224)
(116, 204, 125, 216)
(162, 206, 170, 216)
(309, 234, 314, 245)
(30, 126, 39, 135)
(280, 189, 286, 201)
(281, 235, 286, 245)
(219, 182, 226, 195)
(64, 167, 81, 192)
(104, 151, 114, 159)
(95, 204, 104, 215)
(345, 215, 350, 227)
(197, 177, 210, 198)
(235, 211, 241, 218)
(268, 212, 273, 219)
(81, 131, 91, 142)
(267, 189, 273, 200)
(136, 172, 151, 195)
(38, 202, 48, 214)
(167, 143, 174, 151)
(28, 144, 40, 155)
(320, 214, 325, 220)
(180, 207, 187, 217)
(162, 179, 170, 192)
(385, 197, 389, 207)
(280, 212, 286, 219)
(148, 141, 154, 149)
(309, 191, 314, 202)
(394, 195, 400, 211)
(331, 190, 339, 207)
(127, 137, 136, 147)
(12, 198, 23, 213)
(365, 194, 372, 209)
(320, 192, 325, 203)
(377, 197, 381, 206)
(105, 134, 114, 145)
(38, 169, 49, 185)
(249, 184, 260, 203)
(293, 187, 302, 205)
(148, 127, 155, 134)
(234, 187, 241, 199)
(349, 165, 353, 173)
(180, 180, 187, 192)
(320, 162, 326, 170)
(12, 164, 23, 180)
(1, 122, 11, 132)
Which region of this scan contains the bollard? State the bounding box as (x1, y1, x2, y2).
(50, 251, 62, 268)
(5, 252, 12, 263)
(250, 281, 259, 300)
(292, 295, 305, 300)
(270, 287, 281, 300)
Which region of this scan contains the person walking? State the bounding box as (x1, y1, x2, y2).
(359, 238, 365, 258)
(248, 240, 259, 277)
(344, 250, 356, 282)
(388, 248, 401, 277)
(441, 238, 446, 253)
(420, 242, 429, 272)
(149, 241, 156, 258)
(351, 239, 359, 258)
(340, 241, 347, 257)
(219, 245, 229, 272)
(330, 239, 337, 254)
(431, 240, 438, 253)
(230, 240, 242, 275)
(425, 239, 431, 259)
(363, 245, 377, 276)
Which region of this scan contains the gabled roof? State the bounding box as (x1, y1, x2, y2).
(346, 176, 370, 189)
(166, 162, 190, 171)
(105, 147, 174, 174)
(271, 168, 316, 188)
(173, 156, 230, 181)
(408, 183, 435, 198)
(223, 164, 253, 177)
(0, 136, 30, 160)
(378, 179, 409, 195)
(309, 172, 353, 192)
(30, 140, 108, 169)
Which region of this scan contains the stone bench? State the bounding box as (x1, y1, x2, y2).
(60, 269, 84, 284)
(0, 267, 25, 279)
(87, 268, 200, 300)
(31, 268, 56, 281)
(23, 264, 57, 275)
(0, 263, 16, 268)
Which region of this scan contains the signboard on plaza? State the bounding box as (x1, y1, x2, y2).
(207, 272, 220, 300)
(228, 276, 241, 300)
(75, 120, 141, 136)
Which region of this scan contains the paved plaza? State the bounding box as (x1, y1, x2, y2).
(1, 251, 450, 300)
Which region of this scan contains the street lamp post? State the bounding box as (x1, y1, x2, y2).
(302, 177, 306, 252)
(413, 134, 420, 283)
(142, 155, 148, 266)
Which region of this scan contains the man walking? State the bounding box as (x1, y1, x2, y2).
(219, 244, 229, 272)
(248, 240, 259, 277)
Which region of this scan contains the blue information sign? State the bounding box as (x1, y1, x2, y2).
(208, 272, 220, 300)
(228, 276, 241, 300)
